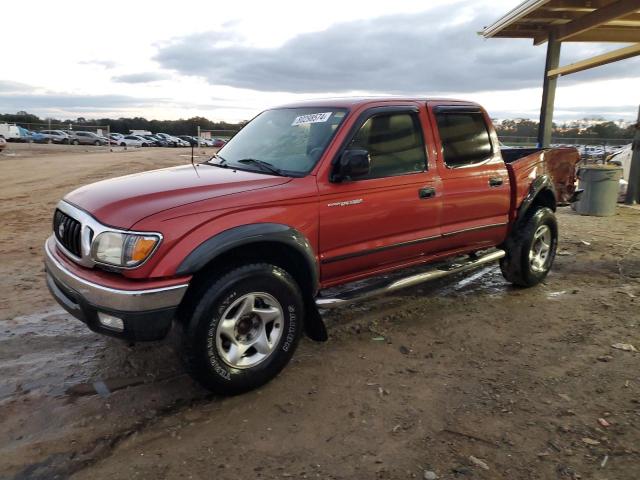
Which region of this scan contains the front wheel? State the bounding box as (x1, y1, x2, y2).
(182, 263, 304, 394)
(72, 139, 79, 145)
(500, 207, 558, 287)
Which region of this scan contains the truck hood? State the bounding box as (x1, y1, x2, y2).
(65, 164, 291, 228)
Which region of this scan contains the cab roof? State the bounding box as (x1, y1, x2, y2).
(275, 97, 478, 109)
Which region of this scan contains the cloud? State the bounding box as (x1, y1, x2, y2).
(79, 60, 117, 69)
(0, 92, 165, 113)
(154, 4, 640, 95)
(0, 88, 251, 119)
(0, 80, 36, 93)
(112, 72, 171, 83)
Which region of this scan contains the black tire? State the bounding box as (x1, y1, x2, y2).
(94, 140, 101, 146)
(500, 207, 558, 287)
(72, 139, 79, 145)
(182, 263, 304, 395)
(120, 142, 126, 147)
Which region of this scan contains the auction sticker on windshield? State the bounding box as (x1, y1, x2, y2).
(291, 112, 332, 126)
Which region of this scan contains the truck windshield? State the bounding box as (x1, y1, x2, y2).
(211, 108, 348, 176)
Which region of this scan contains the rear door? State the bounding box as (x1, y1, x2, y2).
(428, 103, 510, 249)
(317, 105, 443, 285)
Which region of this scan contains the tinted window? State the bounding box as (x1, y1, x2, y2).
(347, 112, 426, 180)
(435, 112, 492, 168)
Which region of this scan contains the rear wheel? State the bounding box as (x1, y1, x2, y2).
(94, 140, 101, 146)
(182, 263, 304, 394)
(500, 207, 558, 287)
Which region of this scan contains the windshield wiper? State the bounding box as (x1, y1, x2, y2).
(236, 158, 284, 176)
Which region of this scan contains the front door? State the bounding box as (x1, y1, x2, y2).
(317, 106, 443, 286)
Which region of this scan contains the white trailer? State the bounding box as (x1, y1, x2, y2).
(0, 123, 22, 141)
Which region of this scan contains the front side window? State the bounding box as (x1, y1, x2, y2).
(213, 108, 348, 176)
(435, 111, 492, 168)
(347, 112, 427, 180)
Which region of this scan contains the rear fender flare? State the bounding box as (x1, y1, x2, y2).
(514, 175, 556, 230)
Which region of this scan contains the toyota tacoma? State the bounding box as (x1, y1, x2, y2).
(45, 98, 580, 394)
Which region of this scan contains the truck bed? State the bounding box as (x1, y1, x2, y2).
(503, 147, 580, 206)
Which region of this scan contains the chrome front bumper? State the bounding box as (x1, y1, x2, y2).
(44, 235, 188, 312)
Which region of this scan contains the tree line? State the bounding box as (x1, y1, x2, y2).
(0, 112, 247, 136)
(494, 118, 634, 140)
(0, 111, 634, 140)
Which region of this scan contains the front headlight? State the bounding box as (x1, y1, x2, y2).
(91, 232, 160, 268)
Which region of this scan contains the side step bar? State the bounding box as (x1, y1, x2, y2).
(315, 249, 505, 309)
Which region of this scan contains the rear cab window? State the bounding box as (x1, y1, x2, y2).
(434, 108, 493, 168)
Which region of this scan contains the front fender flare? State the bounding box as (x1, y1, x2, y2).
(175, 223, 319, 292)
(176, 223, 326, 341)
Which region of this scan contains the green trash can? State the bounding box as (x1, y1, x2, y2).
(574, 165, 623, 216)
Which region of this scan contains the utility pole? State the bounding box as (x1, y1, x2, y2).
(538, 31, 561, 148)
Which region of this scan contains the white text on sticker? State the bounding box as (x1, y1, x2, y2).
(292, 112, 332, 126)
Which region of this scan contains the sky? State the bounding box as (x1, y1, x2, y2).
(1, 0, 639, 123)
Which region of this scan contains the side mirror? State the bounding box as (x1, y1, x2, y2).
(333, 149, 370, 182)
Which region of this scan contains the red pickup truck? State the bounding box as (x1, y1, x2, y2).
(45, 98, 580, 394)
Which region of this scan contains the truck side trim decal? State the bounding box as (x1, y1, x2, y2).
(321, 222, 507, 264)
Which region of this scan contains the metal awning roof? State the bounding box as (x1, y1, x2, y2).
(482, 0, 640, 45)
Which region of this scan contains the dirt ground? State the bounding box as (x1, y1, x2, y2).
(1, 143, 639, 480)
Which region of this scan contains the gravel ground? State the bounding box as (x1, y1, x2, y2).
(1, 143, 638, 480)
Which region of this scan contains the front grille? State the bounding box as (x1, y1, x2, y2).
(53, 209, 82, 257)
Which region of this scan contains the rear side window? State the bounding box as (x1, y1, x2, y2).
(435, 111, 492, 168)
(348, 112, 427, 180)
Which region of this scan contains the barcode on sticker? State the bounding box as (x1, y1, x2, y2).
(292, 112, 332, 126)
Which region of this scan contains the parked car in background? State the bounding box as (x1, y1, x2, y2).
(155, 133, 178, 147)
(156, 133, 189, 147)
(68, 131, 108, 146)
(29, 131, 47, 143)
(39, 130, 71, 144)
(0, 135, 6, 152)
(17, 126, 33, 142)
(212, 138, 227, 147)
(126, 135, 152, 147)
(142, 135, 168, 147)
(116, 136, 144, 147)
(178, 135, 200, 146)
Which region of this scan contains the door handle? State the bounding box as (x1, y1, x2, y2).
(489, 176, 504, 187)
(419, 186, 436, 199)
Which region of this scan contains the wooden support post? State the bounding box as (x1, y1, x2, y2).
(625, 105, 640, 205)
(538, 32, 561, 148)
